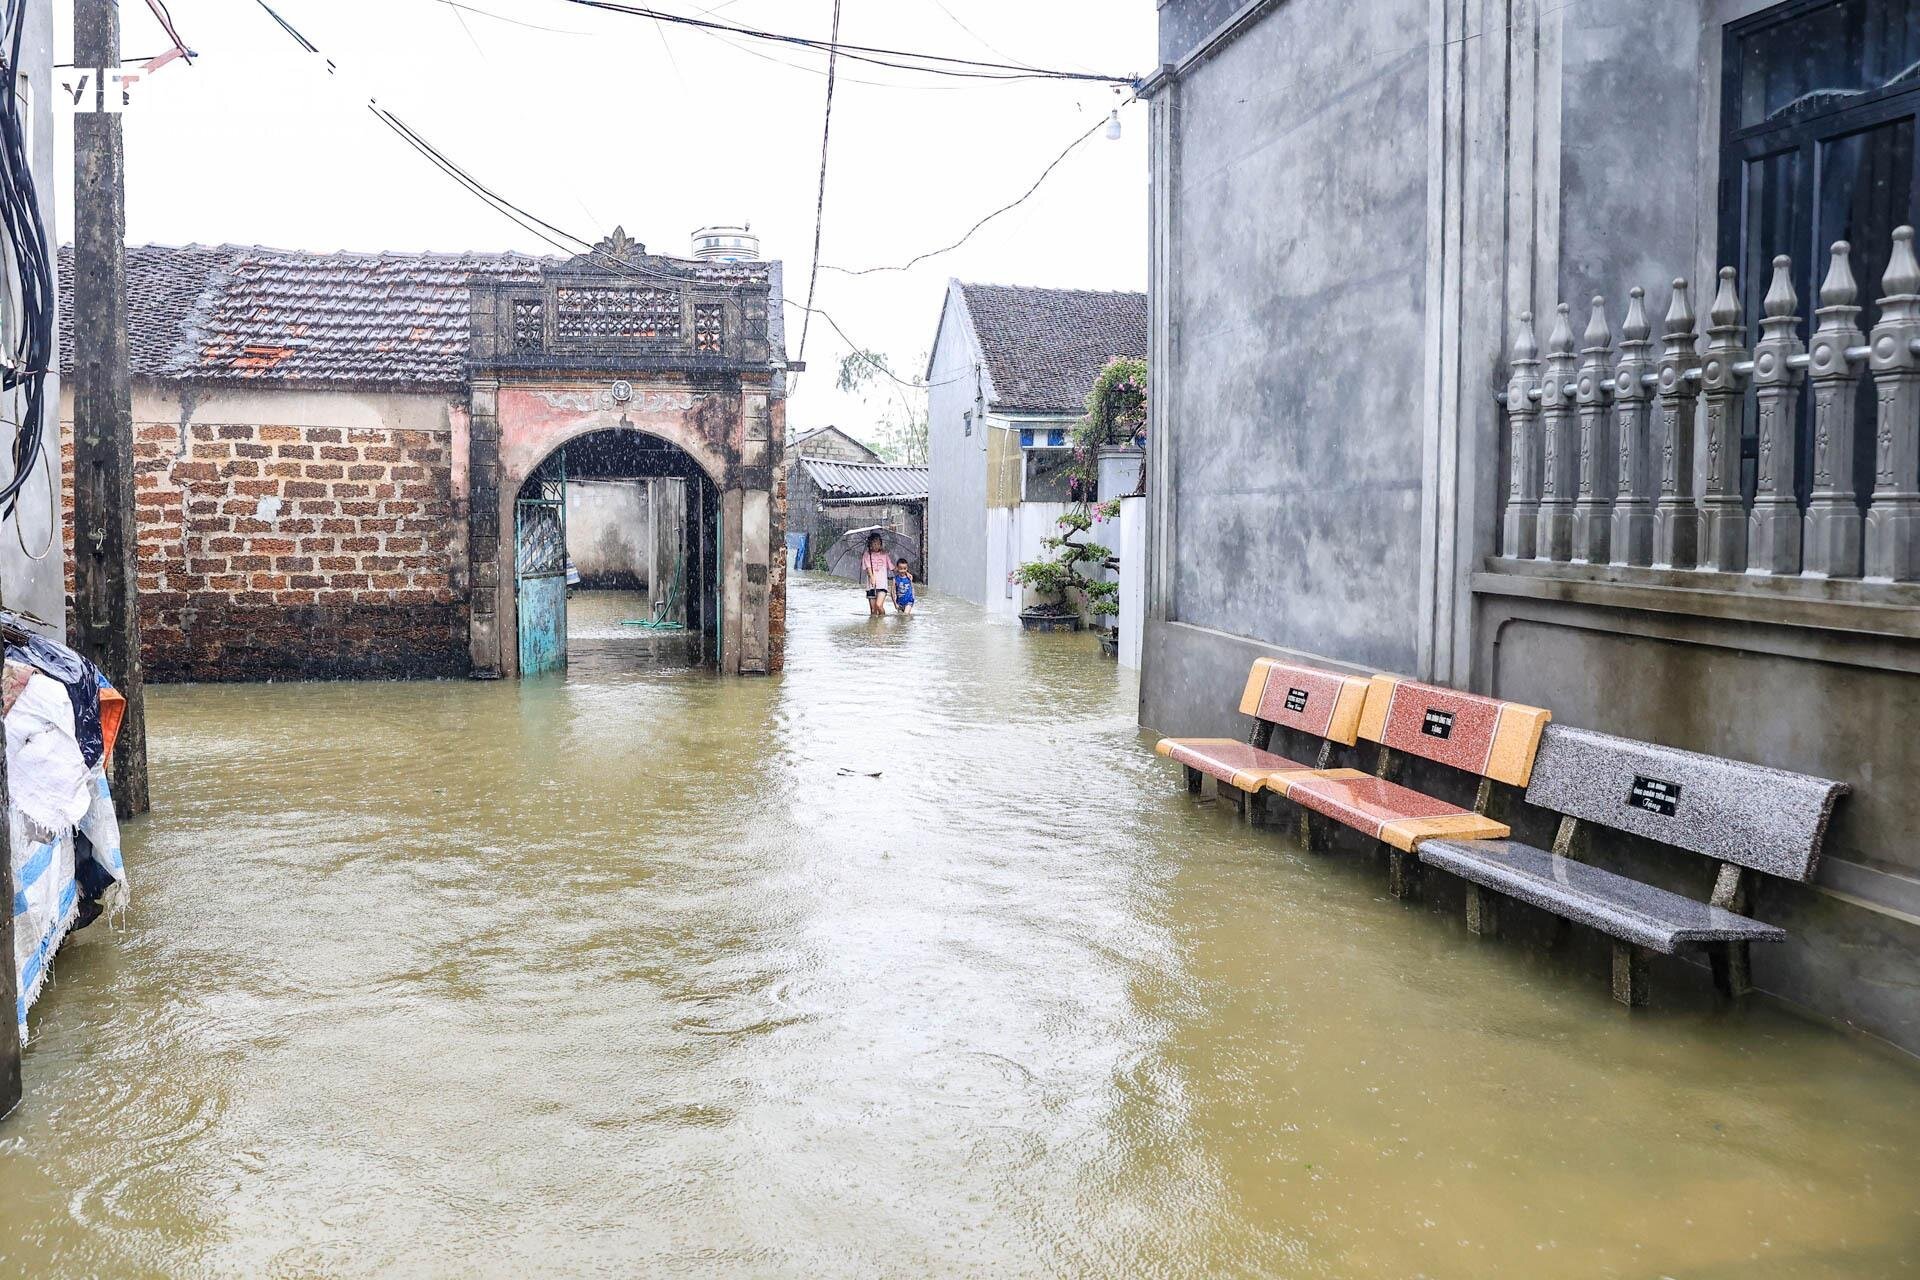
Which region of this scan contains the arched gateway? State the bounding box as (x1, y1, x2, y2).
(464, 230, 789, 677)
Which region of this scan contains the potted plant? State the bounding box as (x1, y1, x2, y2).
(1014, 500, 1121, 632)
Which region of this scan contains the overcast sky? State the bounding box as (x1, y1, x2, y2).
(51, 0, 1154, 438)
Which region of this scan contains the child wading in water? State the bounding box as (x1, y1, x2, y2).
(891, 558, 916, 617)
(859, 533, 893, 617)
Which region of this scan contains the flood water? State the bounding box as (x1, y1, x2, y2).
(2, 573, 1917, 1277)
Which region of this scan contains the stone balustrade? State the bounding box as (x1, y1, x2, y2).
(1498, 226, 1920, 582)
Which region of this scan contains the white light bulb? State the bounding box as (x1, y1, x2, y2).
(1104, 110, 1122, 141)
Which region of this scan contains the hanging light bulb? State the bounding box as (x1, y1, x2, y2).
(1104, 109, 1122, 141)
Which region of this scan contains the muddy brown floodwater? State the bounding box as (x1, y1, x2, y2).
(0, 574, 1917, 1277)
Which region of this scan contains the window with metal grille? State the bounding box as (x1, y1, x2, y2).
(1719, 0, 1920, 507)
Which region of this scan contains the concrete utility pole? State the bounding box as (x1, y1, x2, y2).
(72, 0, 148, 817)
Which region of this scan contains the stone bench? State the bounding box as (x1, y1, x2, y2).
(1417, 724, 1849, 1006)
(1277, 675, 1552, 895)
(1154, 658, 1372, 823)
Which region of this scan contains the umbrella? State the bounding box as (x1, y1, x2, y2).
(824, 525, 922, 583)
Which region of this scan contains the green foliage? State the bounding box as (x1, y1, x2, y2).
(1012, 501, 1123, 619)
(836, 348, 929, 465)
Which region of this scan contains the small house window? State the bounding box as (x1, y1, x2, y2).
(1023, 447, 1076, 503)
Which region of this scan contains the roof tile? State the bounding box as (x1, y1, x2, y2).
(958, 283, 1147, 415)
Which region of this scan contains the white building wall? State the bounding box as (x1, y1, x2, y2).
(4, 1, 60, 632)
(925, 285, 988, 603)
(1116, 495, 1144, 668)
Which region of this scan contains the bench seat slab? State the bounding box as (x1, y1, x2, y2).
(1418, 839, 1788, 955)
(1281, 772, 1511, 852)
(1155, 738, 1312, 792)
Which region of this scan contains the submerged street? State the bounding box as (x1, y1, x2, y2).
(0, 575, 1916, 1276)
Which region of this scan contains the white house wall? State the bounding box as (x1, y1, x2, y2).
(925, 284, 989, 604)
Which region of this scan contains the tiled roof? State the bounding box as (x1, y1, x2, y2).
(57, 244, 233, 376)
(957, 282, 1148, 415)
(57, 243, 778, 388)
(797, 457, 929, 502)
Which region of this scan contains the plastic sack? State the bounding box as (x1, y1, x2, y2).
(6, 634, 104, 770)
(10, 807, 76, 1043)
(6, 672, 93, 833)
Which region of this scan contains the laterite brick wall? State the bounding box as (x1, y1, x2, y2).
(61, 385, 471, 682)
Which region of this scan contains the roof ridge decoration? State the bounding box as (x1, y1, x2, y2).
(567, 226, 648, 270)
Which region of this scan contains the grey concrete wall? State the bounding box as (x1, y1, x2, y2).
(1156, 0, 1248, 65)
(1163, 0, 1430, 674)
(566, 479, 649, 588)
(927, 287, 989, 604)
(1554, 1, 1704, 312)
(3, 0, 61, 633)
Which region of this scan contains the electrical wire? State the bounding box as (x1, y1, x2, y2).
(822, 114, 1107, 277)
(783, 298, 968, 392)
(141, 0, 193, 62)
(249, 2, 723, 293)
(559, 1, 1135, 84)
(425, 0, 590, 35)
(0, 0, 54, 518)
(923, 0, 1040, 71)
(794, 0, 842, 375)
(8, 422, 54, 560)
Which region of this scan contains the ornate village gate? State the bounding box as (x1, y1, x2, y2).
(463, 231, 785, 677)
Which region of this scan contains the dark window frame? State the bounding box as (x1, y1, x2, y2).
(1717, 0, 1920, 507)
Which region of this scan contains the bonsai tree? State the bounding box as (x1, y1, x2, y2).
(1067, 356, 1148, 501)
(1013, 499, 1122, 620)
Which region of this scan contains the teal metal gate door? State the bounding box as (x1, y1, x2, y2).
(515, 459, 568, 675)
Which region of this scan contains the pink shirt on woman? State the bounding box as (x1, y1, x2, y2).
(860, 550, 892, 589)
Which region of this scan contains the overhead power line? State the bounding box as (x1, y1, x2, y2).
(558, 1, 1135, 84)
(795, 0, 842, 376)
(822, 114, 1108, 277)
(246, 1, 721, 292)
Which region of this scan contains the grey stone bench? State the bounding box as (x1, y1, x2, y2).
(1417, 724, 1849, 1007)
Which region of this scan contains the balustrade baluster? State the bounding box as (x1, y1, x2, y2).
(1610, 288, 1654, 566)
(1501, 312, 1543, 558)
(1537, 303, 1578, 562)
(1653, 279, 1701, 569)
(1865, 226, 1920, 581)
(1803, 241, 1866, 577)
(1699, 268, 1750, 572)
(1749, 255, 1804, 574)
(1572, 297, 1615, 564)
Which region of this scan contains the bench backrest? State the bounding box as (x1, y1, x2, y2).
(1356, 675, 1551, 787)
(1524, 725, 1848, 882)
(1238, 658, 1371, 746)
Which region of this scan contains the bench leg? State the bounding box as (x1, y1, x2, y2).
(1297, 809, 1326, 853)
(1247, 790, 1268, 828)
(1198, 773, 1220, 802)
(1465, 885, 1498, 938)
(1185, 766, 1202, 795)
(1611, 941, 1649, 1008)
(1387, 850, 1419, 900)
(1709, 941, 1752, 999)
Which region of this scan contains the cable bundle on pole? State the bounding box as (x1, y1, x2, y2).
(0, 0, 54, 517)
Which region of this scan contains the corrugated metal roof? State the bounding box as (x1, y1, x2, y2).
(798, 458, 929, 501)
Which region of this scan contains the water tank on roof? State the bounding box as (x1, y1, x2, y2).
(692, 225, 760, 263)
